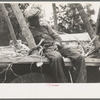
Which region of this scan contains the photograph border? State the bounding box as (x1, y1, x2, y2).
(0, 0, 100, 99)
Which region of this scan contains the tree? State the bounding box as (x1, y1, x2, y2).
(11, 3, 36, 48)
(75, 3, 100, 49)
(1, 4, 18, 45)
(52, 3, 58, 31)
(4, 3, 21, 39)
(84, 4, 96, 30)
(84, 4, 95, 19)
(0, 4, 10, 46)
(55, 3, 95, 34)
(95, 7, 100, 41)
(57, 4, 82, 33)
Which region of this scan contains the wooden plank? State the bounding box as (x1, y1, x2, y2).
(0, 46, 99, 67)
(0, 57, 100, 68)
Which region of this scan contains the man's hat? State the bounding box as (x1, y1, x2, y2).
(24, 4, 42, 19)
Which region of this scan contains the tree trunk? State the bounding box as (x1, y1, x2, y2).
(1, 4, 18, 45)
(11, 3, 36, 49)
(95, 7, 100, 41)
(52, 3, 58, 31)
(75, 3, 100, 49)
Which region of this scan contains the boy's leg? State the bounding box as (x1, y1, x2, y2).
(45, 50, 68, 83)
(60, 45, 87, 83)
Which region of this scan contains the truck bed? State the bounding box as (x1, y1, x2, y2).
(0, 46, 100, 68)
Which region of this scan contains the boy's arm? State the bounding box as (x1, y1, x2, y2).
(46, 24, 62, 47)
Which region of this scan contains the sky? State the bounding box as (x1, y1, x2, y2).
(40, 2, 100, 22)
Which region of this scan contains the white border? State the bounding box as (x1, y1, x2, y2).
(0, 83, 100, 98)
(0, 1, 100, 3)
(0, 1, 100, 98)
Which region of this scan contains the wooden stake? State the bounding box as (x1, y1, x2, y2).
(11, 3, 36, 49)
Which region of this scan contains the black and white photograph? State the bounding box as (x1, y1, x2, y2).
(1, 1, 100, 98)
(0, 1, 100, 84)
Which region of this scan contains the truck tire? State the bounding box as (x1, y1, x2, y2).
(11, 73, 54, 83)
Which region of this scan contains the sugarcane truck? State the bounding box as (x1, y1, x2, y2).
(0, 3, 100, 83)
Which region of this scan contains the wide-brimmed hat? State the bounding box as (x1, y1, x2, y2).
(24, 4, 42, 19)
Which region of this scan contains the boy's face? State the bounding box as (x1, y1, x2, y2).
(27, 8, 46, 26)
(38, 10, 44, 18)
(38, 10, 47, 25)
(39, 18, 46, 26)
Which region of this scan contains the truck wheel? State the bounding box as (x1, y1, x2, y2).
(11, 73, 54, 83)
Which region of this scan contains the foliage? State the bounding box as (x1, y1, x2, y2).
(18, 3, 29, 13)
(55, 3, 95, 34)
(84, 4, 95, 19)
(0, 3, 96, 46)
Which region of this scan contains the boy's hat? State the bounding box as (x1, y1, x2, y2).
(24, 4, 42, 19)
